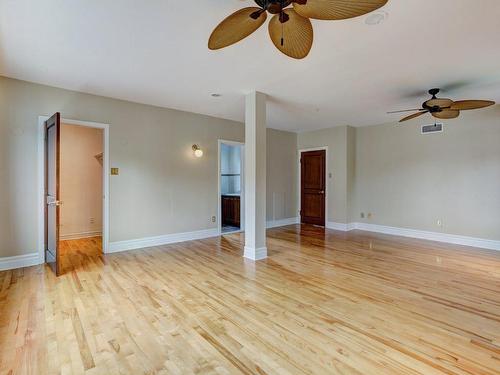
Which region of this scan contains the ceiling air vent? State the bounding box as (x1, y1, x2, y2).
(421, 123, 443, 134)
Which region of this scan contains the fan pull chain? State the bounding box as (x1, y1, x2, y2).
(280, 0, 284, 46)
(281, 12, 284, 46)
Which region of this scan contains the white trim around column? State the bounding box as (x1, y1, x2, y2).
(244, 91, 268, 261)
(243, 246, 268, 261)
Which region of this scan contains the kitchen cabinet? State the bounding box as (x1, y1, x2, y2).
(221, 195, 240, 227)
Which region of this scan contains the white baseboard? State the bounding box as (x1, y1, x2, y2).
(107, 218, 300, 256)
(267, 217, 299, 229)
(0, 253, 42, 271)
(354, 223, 500, 251)
(60, 231, 102, 240)
(244, 246, 268, 260)
(108, 228, 220, 254)
(5, 219, 497, 271)
(327, 221, 500, 251)
(326, 222, 349, 231)
(347, 222, 358, 231)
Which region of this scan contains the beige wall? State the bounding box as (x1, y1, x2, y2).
(267, 129, 298, 221)
(298, 106, 500, 241)
(346, 126, 356, 223)
(0, 76, 297, 257)
(353, 106, 500, 240)
(60, 124, 103, 238)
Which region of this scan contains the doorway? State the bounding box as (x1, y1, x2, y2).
(38, 114, 110, 275)
(300, 149, 327, 227)
(59, 122, 104, 271)
(218, 140, 244, 234)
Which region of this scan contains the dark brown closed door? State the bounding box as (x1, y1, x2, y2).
(301, 150, 326, 226)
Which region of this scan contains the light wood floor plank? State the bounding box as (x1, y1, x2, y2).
(1, 226, 499, 374)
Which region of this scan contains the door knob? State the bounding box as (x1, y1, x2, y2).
(319, 190, 325, 194)
(47, 196, 62, 206)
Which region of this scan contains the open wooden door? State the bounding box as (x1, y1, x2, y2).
(45, 113, 62, 275)
(300, 150, 326, 226)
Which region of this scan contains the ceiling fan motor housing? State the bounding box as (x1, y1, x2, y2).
(428, 88, 440, 97)
(254, 0, 293, 14)
(422, 102, 442, 113)
(423, 88, 448, 113)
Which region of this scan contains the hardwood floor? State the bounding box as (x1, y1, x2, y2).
(1, 225, 499, 375)
(59, 236, 103, 274)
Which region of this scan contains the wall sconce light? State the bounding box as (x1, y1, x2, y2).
(192, 144, 203, 158)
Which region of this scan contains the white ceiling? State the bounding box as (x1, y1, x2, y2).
(1, 0, 499, 132)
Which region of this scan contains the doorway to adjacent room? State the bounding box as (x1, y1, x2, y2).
(218, 140, 244, 234)
(38, 114, 109, 275)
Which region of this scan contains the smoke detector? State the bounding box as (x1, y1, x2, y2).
(365, 11, 388, 25)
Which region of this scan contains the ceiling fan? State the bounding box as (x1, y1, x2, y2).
(208, 0, 388, 59)
(389, 88, 496, 123)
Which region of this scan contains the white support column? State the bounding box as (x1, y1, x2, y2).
(244, 91, 267, 260)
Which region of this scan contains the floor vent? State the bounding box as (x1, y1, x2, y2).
(421, 123, 443, 134)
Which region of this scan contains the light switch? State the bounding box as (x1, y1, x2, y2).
(111, 168, 119, 175)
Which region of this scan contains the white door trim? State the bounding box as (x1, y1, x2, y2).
(217, 139, 245, 235)
(37, 116, 110, 262)
(297, 146, 329, 226)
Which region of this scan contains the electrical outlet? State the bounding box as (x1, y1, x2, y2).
(328, 173, 332, 178)
(211, 216, 216, 223)
(90, 218, 95, 224)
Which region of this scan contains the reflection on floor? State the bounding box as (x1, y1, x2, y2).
(59, 236, 102, 273)
(221, 225, 240, 233)
(1, 225, 499, 374)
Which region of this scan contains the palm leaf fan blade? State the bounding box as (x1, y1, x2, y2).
(450, 100, 495, 110)
(293, 0, 388, 20)
(399, 111, 428, 122)
(432, 110, 460, 119)
(208, 7, 267, 50)
(268, 9, 313, 59)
